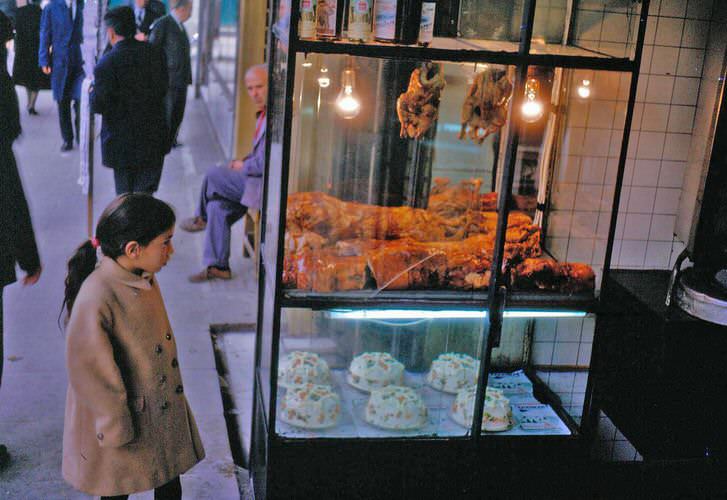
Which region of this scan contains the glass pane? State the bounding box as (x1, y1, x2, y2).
(275, 308, 493, 438)
(571, 0, 643, 59)
(461, 0, 569, 45)
(283, 53, 518, 306)
(459, 0, 525, 42)
(258, 26, 291, 417)
(469, 314, 593, 437)
(543, 69, 632, 293)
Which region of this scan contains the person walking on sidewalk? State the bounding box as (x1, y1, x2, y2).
(0, 10, 42, 470)
(181, 64, 267, 282)
(149, 0, 192, 149)
(12, 0, 51, 115)
(91, 7, 169, 195)
(39, 0, 85, 151)
(61, 194, 205, 499)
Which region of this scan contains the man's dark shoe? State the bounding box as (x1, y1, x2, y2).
(180, 216, 207, 233)
(0, 444, 10, 469)
(172, 141, 183, 148)
(61, 142, 73, 152)
(28, 107, 38, 115)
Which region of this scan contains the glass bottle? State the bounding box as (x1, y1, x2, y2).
(316, 0, 344, 39)
(299, 0, 317, 39)
(348, 0, 372, 42)
(418, 1, 436, 46)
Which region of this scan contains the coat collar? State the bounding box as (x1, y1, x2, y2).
(99, 257, 154, 290)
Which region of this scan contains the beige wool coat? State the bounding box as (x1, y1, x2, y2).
(62, 257, 205, 496)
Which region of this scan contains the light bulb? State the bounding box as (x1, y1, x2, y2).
(318, 66, 330, 88)
(577, 79, 591, 99)
(335, 68, 361, 119)
(302, 57, 313, 68)
(521, 77, 544, 123)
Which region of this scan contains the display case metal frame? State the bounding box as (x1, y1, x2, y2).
(251, 0, 651, 497)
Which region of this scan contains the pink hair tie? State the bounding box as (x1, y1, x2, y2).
(90, 237, 100, 249)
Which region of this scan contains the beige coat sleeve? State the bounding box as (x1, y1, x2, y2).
(66, 300, 135, 448)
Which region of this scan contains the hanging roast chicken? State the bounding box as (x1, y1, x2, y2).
(459, 68, 513, 144)
(396, 62, 446, 139)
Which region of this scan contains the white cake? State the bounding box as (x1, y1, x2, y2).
(364, 386, 428, 430)
(451, 386, 513, 432)
(277, 351, 331, 389)
(279, 383, 341, 429)
(426, 353, 480, 393)
(347, 352, 405, 392)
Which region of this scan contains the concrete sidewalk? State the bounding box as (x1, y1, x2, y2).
(0, 88, 256, 499)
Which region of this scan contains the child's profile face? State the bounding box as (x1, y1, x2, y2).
(137, 227, 175, 273)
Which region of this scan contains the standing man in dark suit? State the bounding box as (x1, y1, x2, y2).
(1, 10, 42, 469)
(128, 0, 165, 41)
(39, 0, 85, 152)
(149, 0, 193, 149)
(91, 6, 169, 195)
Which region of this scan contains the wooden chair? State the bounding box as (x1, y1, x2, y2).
(242, 209, 261, 279)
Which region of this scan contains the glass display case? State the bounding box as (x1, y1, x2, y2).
(251, 1, 650, 498)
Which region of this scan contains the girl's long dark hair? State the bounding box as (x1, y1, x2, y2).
(62, 193, 176, 315)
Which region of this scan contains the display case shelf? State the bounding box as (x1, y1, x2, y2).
(282, 289, 596, 312)
(292, 37, 634, 71)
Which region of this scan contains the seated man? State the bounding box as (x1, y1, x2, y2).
(181, 64, 267, 282)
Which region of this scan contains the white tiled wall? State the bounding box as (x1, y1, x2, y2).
(549, 0, 720, 275)
(536, 0, 726, 463)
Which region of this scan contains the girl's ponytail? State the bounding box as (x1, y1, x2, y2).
(63, 240, 99, 315)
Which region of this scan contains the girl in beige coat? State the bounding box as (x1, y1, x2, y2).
(62, 194, 205, 499)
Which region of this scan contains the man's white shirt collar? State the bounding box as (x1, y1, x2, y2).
(65, 0, 76, 20)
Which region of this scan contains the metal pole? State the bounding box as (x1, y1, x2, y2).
(472, 0, 537, 443)
(87, 0, 105, 237)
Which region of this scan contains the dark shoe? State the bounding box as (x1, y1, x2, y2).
(28, 108, 38, 115)
(188, 267, 232, 283)
(0, 444, 10, 470)
(180, 216, 207, 233)
(61, 142, 73, 152)
(172, 141, 183, 148)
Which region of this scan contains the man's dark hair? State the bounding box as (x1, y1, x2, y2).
(104, 6, 136, 39)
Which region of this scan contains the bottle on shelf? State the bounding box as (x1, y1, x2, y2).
(316, 0, 344, 39)
(348, 0, 373, 42)
(299, 0, 317, 39)
(418, 1, 436, 46)
(373, 0, 423, 44)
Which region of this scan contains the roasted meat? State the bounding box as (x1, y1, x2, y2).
(428, 178, 536, 216)
(428, 177, 482, 217)
(287, 191, 532, 245)
(283, 192, 593, 293)
(459, 69, 513, 144)
(511, 259, 595, 294)
(397, 62, 446, 139)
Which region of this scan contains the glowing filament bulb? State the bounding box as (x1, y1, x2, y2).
(521, 77, 544, 123)
(335, 67, 361, 119)
(577, 79, 591, 99)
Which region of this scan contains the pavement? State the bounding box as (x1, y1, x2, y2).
(0, 86, 256, 499)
